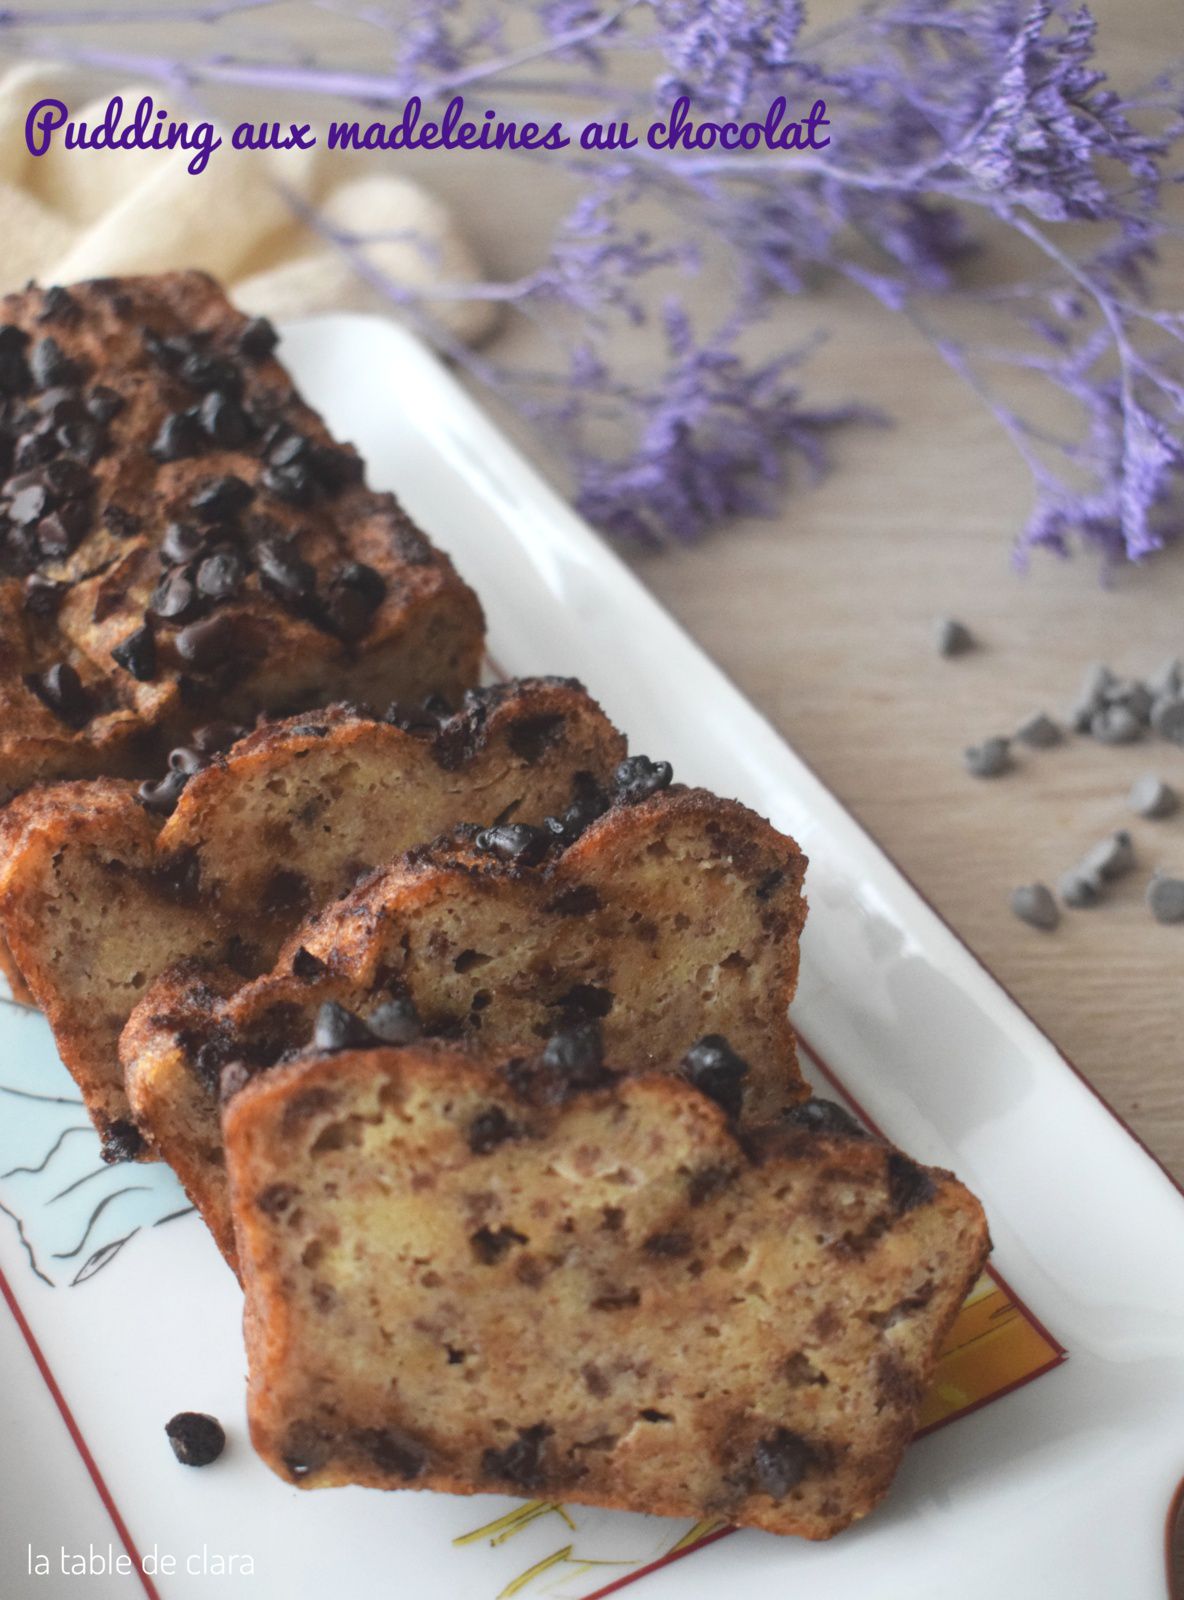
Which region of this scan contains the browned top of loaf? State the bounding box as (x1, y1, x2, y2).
(158, 784, 809, 1124)
(0, 272, 483, 800)
(225, 1042, 990, 1538)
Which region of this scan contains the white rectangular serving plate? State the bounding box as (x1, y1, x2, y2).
(2, 313, 1183, 1600)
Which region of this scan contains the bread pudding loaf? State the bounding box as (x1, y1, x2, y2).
(0, 271, 484, 804)
(0, 678, 623, 1157)
(224, 1040, 990, 1537)
(123, 780, 809, 1261)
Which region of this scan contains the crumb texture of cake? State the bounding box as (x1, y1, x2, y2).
(0, 272, 484, 803)
(0, 678, 623, 1157)
(224, 1044, 990, 1537)
(124, 784, 809, 1258)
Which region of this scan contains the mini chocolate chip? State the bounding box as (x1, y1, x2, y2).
(27, 661, 91, 725)
(313, 1000, 373, 1054)
(151, 409, 204, 462)
(22, 573, 67, 616)
(239, 316, 279, 359)
(165, 1412, 225, 1467)
(471, 1225, 528, 1264)
(179, 351, 242, 395)
(175, 614, 236, 670)
(198, 389, 251, 446)
(262, 461, 315, 505)
(87, 385, 124, 424)
(540, 1021, 607, 1090)
(256, 538, 316, 606)
(100, 1119, 145, 1163)
(482, 1425, 552, 1490)
(324, 561, 386, 639)
(150, 567, 199, 622)
(196, 550, 245, 602)
(351, 1427, 425, 1480)
(474, 822, 551, 867)
(292, 946, 327, 980)
(751, 1428, 815, 1497)
(30, 336, 83, 389)
(137, 770, 190, 815)
(367, 997, 421, 1046)
(469, 1105, 516, 1155)
(682, 1035, 749, 1119)
(111, 624, 157, 681)
(615, 754, 673, 804)
(781, 1098, 867, 1138)
(190, 474, 253, 523)
(886, 1151, 936, 1214)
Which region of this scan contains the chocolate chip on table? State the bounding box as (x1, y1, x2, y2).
(934, 617, 974, 658)
(367, 997, 421, 1046)
(474, 822, 551, 867)
(29, 336, 83, 389)
(137, 770, 190, 815)
(196, 550, 245, 602)
(1129, 774, 1179, 820)
(964, 736, 1011, 778)
(751, 1428, 815, 1497)
(26, 661, 91, 724)
(1090, 704, 1143, 745)
(614, 754, 673, 804)
(111, 624, 157, 682)
(1081, 830, 1135, 883)
(1010, 883, 1059, 931)
(175, 614, 236, 670)
(313, 1000, 373, 1054)
(1147, 657, 1182, 700)
(1058, 870, 1101, 909)
(1151, 695, 1184, 746)
(1068, 662, 1116, 732)
(189, 474, 253, 523)
(239, 316, 279, 359)
(151, 409, 204, 462)
(165, 1412, 226, 1468)
(682, 1035, 749, 1118)
(1147, 875, 1184, 925)
(782, 1097, 866, 1138)
(1015, 711, 1062, 749)
(256, 538, 316, 607)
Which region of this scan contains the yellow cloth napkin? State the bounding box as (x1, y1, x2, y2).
(0, 62, 497, 343)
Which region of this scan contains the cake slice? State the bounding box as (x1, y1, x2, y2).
(223, 1040, 990, 1538)
(122, 781, 809, 1263)
(0, 678, 623, 1156)
(0, 271, 483, 805)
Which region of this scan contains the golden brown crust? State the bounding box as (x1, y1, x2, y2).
(0, 272, 484, 803)
(225, 1044, 990, 1537)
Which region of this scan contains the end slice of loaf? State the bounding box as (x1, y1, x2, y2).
(123, 785, 809, 1261)
(224, 1042, 990, 1537)
(0, 678, 624, 1155)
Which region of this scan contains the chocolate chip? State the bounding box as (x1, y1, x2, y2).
(481, 1425, 552, 1490)
(37, 286, 78, 324)
(267, 431, 311, 469)
(1015, 711, 1063, 749)
(643, 1230, 693, 1257)
(7, 479, 49, 526)
(35, 386, 87, 425)
(196, 550, 245, 602)
(30, 336, 83, 389)
(87, 385, 124, 425)
(26, 661, 91, 724)
(36, 503, 88, 558)
(351, 1427, 425, 1480)
(168, 745, 207, 776)
(291, 946, 326, 980)
(191, 719, 246, 754)
(165, 1412, 225, 1468)
(100, 1119, 145, 1163)
(781, 1097, 866, 1138)
(1147, 874, 1184, 925)
(474, 822, 551, 867)
(964, 737, 1011, 777)
(934, 617, 975, 657)
(137, 770, 190, 815)
(886, 1151, 936, 1214)
(0, 327, 30, 397)
(22, 573, 67, 616)
(189, 474, 253, 523)
(179, 350, 242, 395)
(56, 420, 105, 465)
(111, 624, 156, 681)
(104, 504, 140, 540)
(198, 389, 251, 446)
(1010, 883, 1059, 931)
(681, 1035, 749, 1119)
(543, 786, 609, 847)
(309, 443, 362, 492)
(1129, 774, 1179, 820)
(614, 754, 673, 804)
(256, 538, 316, 607)
(367, 997, 421, 1045)
(151, 409, 204, 462)
(313, 1001, 372, 1054)
(239, 316, 279, 359)
(150, 567, 199, 622)
(751, 1428, 814, 1497)
(175, 614, 236, 670)
(324, 561, 385, 639)
(469, 1105, 516, 1155)
(160, 521, 208, 567)
(256, 1182, 298, 1218)
(540, 1021, 605, 1086)
(471, 1224, 528, 1264)
(262, 461, 314, 505)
